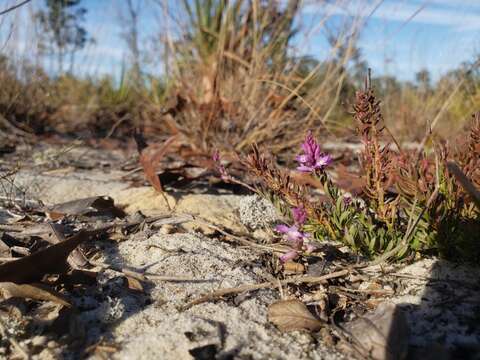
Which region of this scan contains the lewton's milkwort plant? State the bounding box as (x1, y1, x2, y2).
(215, 85, 480, 263)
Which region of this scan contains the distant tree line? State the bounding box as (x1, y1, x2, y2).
(35, 0, 92, 74)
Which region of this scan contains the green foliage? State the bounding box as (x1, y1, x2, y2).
(245, 86, 480, 263)
(177, 0, 299, 65)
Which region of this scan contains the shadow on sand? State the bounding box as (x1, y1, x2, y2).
(389, 259, 480, 359)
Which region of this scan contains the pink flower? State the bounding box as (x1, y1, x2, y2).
(275, 224, 308, 248)
(279, 249, 299, 263)
(296, 132, 332, 172)
(212, 149, 221, 163)
(304, 243, 317, 253)
(292, 206, 307, 225)
(343, 195, 352, 206)
(275, 224, 317, 262)
(316, 154, 333, 168)
(275, 224, 305, 242)
(212, 149, 229, 181)
(278, 244, 316, 263)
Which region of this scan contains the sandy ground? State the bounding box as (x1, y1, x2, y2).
(1, 145, 479, 360)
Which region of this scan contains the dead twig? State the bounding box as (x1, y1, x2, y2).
(89, 261, 211, 283)
(330, 285, 394, 296)
(181, 269, 349, 310)
(0, 114, 34, 138)
(0, 0, 32, 16)
(145, 274, 214, 282)
(189, 215, 286, 253)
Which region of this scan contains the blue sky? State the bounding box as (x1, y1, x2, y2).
(2, 0, 480, 82)
(302, 0, 480, 81)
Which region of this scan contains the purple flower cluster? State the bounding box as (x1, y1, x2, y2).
(275, 131, 334, 262)
(275, 205, 316, 263)
(343, 195, 352, 206)
(212, 150, 230, 181)
(292, 205, 307, 225)
(296, 131, 332, 173)
(275, 224, 307, 247)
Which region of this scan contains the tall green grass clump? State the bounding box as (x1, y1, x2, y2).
(159, 0, 361, 155)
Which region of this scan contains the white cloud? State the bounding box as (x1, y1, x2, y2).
(427, 0, 480, 9)
(303, 0, 480, 31)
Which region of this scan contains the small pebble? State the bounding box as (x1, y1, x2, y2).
(36, 348, 58, 360)
(31, 335, 47, 347)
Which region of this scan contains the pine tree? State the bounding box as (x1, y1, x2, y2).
(36, 0, 92, 74)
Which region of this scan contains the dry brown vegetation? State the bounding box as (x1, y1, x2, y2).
(0, 0, 478, 156)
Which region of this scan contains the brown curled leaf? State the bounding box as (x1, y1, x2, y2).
(0, 282, 70, 307)
(0, 229, 99, 284)
(268, 299, 323, 332)
(135, 130, 178, 193)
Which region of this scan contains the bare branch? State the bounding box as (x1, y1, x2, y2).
(0, 0, 32, 16)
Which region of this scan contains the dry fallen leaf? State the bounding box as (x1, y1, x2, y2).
(46, 196, 125, 220)
(268, 299, 323, 332)
(0, 229, 98, 284)
(124, 276, 144, 292)
(49, 223, 89, 270)
(134, 130, 178, 193)
(283, 261, 305, 274)
(344, 302, 409, 360)
(0, 282, 70, 307)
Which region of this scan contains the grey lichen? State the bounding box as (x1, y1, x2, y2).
(237, 195, 280, 230)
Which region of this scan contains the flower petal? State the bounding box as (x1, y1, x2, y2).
(304, 244, 317, 253)
(279, 250, 298, 263)
(275, 224, 290, 233)
(286, 229, 303, 241)
(343, 195, 352, 206)
(297, 165, 313, 172)
(296, 154, 309, 163)
(292, 206, 307, 225)
(316, 154, 332, 168)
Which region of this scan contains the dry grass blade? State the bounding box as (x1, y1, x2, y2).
(268, 299, 323, 332)
(190, 215, 284, 253)
(89, 260, 205, 284)
(0, 0, 32, 16)
(181, 269, 349, 310)
(447, 161, 480, 210)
